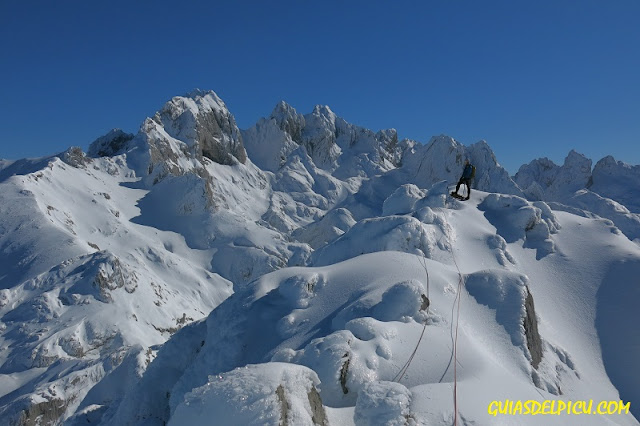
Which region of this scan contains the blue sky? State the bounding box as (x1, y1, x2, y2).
(1, 0, 638, 173)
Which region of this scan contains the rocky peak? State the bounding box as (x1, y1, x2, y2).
(151, 90, 247, 166)
(564, 150, 592, 177)
(467, 140, 523, 195)
(295, 105, 340, 170)
(376, 128, 400, 165)
(310, 105, 337, 124)
(88, 129, 135, 158)
(245, 102, 402, 176)
(270, 101, 305, 144)
(514, 150, 591, 200)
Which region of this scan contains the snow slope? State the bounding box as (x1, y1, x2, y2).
(0, 89, 638, 425)
(108, 190, 640, 426)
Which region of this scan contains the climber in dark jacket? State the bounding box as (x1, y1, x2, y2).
(453, 160, 475, 200)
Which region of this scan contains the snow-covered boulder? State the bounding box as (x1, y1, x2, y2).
(291, 207, 356, 249)
(478, 194, 557, 259)
(354, 381, 413, 426)
(414, 180, 451, 210)
(382, 184, 425, 216)
(465, 270, 542, 368)
(169, 363, 326, 426)
(312, 216, 434, 266)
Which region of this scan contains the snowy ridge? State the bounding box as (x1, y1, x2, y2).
(0, 89, 638, 425)
(515, 151, 640, 242)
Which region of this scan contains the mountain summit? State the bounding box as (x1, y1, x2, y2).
(0, 89, 638, 425)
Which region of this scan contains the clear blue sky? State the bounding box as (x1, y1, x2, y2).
(1, 0, 638, 173)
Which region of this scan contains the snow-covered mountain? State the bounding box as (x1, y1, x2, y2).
(0, 89, 638, 425)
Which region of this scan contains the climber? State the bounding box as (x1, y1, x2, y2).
(452, 159, 475, 200)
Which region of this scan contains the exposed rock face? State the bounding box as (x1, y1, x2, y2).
(272, 100, 305, 144)
(465, 271, 544, 370)
(13, 397, 71, 426)
(87, 129, 135, 158)
(523, 286, 543, 369)
(152, 90, 247, 165)
(88, 91, 249, 190)
(88, 91, 259, 216)
(275, 384, 290, 424)
(307, 387, 327, 425)
(62, 146, 91, 168)
(91, 253, 138, 303)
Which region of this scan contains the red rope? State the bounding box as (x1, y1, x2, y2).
(393, 254, 430, 383)
(449, 224, 464, 426)
(453, 275, 462, 426)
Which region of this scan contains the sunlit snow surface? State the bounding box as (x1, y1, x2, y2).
(0, 91, 638, 425)
(111, 191, 639, 426)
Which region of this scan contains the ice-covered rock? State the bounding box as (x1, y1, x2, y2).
(513, 151, 640, 242)
(272, 100, 306, 144)
(298, 105, 342, 170)
(61, 146, 91, 168)
(467, 140, 524, 195)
